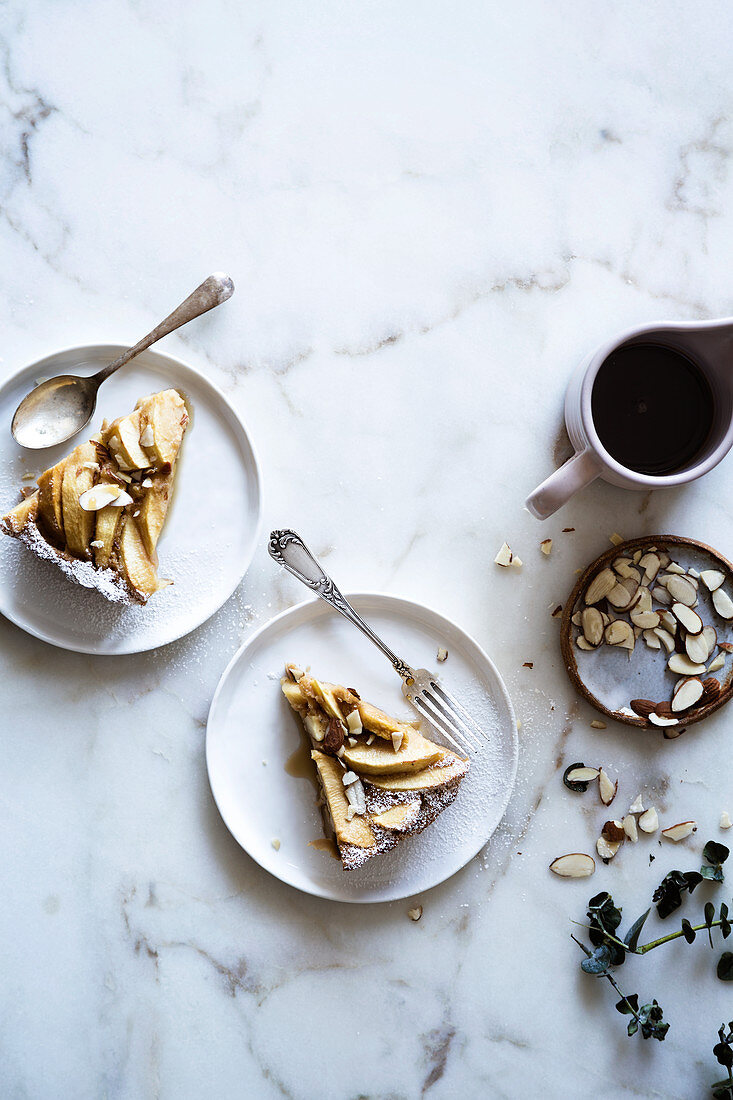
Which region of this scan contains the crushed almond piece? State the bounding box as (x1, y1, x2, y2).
(271, 838, 281, 851)
(590, 720, 607, 729)
(540, 538, 553, 556)
(436, 647, 448, 663)
(721, 811, 732, 830)
(407, 906, 423, 921)
(609, 532, 624, 546)
(494, 542, 514, 567)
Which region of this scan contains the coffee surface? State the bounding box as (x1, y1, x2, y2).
(591, 343, 714, 475)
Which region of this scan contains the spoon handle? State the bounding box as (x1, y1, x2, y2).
(95, 273, 234, 383)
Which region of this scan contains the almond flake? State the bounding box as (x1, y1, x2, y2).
(590, 720, 606, 729)
(549, 853, 596, 878)
(720, 812, 732, 830)
(638, 807, 659, 833)
(540, 538, 553, 556)
(707, 654, 725, 673)
(78, 484, 125, 511)
(346, 710, 363, 735)
(597, 835, 621, 860)
(622, 815, 638, 842)
(494, 542, 514, 567)
(436, 647, 448, 662)
(629, 793, 645, 814)
(391, 731, 404, 752)
(713, 588, 733, 620)
(661, 820, 697, 842)
(701, 569, 726, 592)
(142, 477, 153, 488)
(598, 768, 617, 806)
(671, 677, 703, 713)
(342, 771, 359, 786)
(90, 539, 104, 549)
(140, 424, 155, 448)
(585, 568, 616, 605)
(408, 906, 423, 921)
(609, 532, 624, 546)
(271, 838, 281, 850)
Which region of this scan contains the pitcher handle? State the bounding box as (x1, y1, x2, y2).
(525, 449, 602, 520)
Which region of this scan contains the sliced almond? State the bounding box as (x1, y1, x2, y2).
(346, 710, 363, 735)
(598, 768, 617, 806)
(685, 632, 711, 665)
(701, 569, 726, 592)
(638, 807, 659, 833)
(666, 561, 687, 575)
(109, 490, 133, 508)
(629, 699, 655, 718)
(713, 588, 733, 620)
(613, 558, 639, 581)
(601, 819, 626, 843)
(633, 549, 643, 564)
(643, 629, 662, 650)
(672, 603, 703, 635)
(671, 677, 703, 712)
(596, 835, 621, 860)
(635, 586, 653, 613)
(585, 568, 617, 605)
(576, 636, 596, 651)
(651, 584, 672, 606)
(78, 484, 125, 511)
(607, 581, 637, 609)
(668, 653, 706, 676)
(549, 853, 596, 878)
(565, 765, 601, 786)
(639, 552, 661, 584)
(590, 719, 607, 730)
(666, 575, 697, 606)
(630, 608, 660, 630)
(659, 610, 677, 633)
(540, 538, 553, 556)
(494, 542, 514, 567)
(654, 628, 676, 654)
(707, 653, 725, 674)
(720, 811, 732, 830)
(702, 624, 718, 652)
(701, 677, 721, 704)
(604, 621, 634, 649)
(436, 647, 448, 663)
(571, 611, 583, 627)
(407, 906, 423, 921)
(661, 820, 697, 842)
(622, 815, 639, 842)
(649, 712, 679, 727)
(629, 793, 645, 814)
(581, 608, 604, 647)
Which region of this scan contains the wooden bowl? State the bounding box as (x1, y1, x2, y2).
(560, 535, 733, 732)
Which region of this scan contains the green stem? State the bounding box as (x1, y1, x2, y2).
(636, 919, 725, 954)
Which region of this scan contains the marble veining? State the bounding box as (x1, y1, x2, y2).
(2, 1, 733, 1097)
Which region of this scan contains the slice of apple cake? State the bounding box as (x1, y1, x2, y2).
(281, 664, 469, 870)
(1, 388, 188, 604)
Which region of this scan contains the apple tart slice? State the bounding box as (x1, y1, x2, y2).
(1, 389, 188, 604)
(281, 664, 469, 870)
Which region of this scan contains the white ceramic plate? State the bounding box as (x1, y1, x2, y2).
(0, 345, 261, 654)
(206, 593, 518, 903)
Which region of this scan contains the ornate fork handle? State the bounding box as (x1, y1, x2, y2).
(268, 529, 414, 680)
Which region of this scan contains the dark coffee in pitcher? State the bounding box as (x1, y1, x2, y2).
(591, 343, 714, 476)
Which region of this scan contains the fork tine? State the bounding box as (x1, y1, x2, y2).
(422, 689, 482, 753)
(428, 680, 490, 745)
(412, 693, 474, 755)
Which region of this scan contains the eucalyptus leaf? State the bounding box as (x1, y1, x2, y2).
(681, 918, 696, 944)
(615, 993, 639, 1016)
(624, 908, 651, 952)
(704, 841, 730, 866)
(718, 953, 733, 981)
(581, 944, 612, 975)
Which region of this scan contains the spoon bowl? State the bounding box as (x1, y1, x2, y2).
(10, 272, 233, 450)
(12, 374, 100, 449)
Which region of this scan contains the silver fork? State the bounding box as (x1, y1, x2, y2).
(268, 529, 488, 755)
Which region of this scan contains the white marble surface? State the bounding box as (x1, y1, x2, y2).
(2, 3, 733, 1097)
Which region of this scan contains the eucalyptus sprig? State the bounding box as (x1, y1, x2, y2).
(574, 840, 731, 1042)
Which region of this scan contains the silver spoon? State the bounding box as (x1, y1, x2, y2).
(11, 272, 234, 449)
